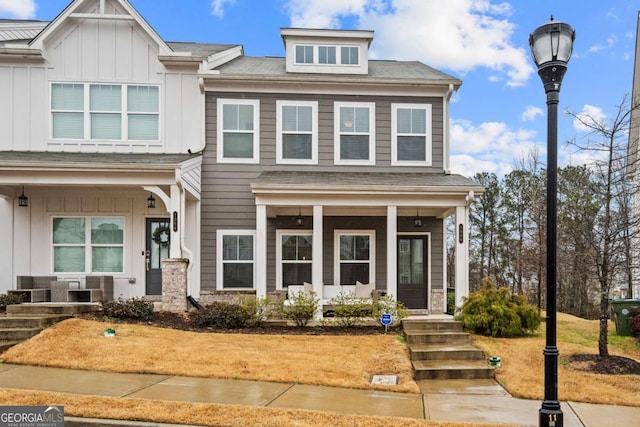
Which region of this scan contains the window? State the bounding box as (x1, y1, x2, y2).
(217, 99, 260, 163)
(392, 103, 432, 166)
(52, 217, 124, 273)
(277, 231, 312, 289)
(334, 102, 375, 165)
(217, 231, 255, 289)
(51, 83, 159, 141)
(334, 230, 375, 285)
(319, 46, 336, 64)
(277, 100, 318, 164)
(340, 46, 359, 65)
(295, 45, 314, 64)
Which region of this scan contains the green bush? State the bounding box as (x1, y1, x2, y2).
(0, 293, 23, 312)
(446, 287, 456, 315)
(456, 277, 541, 337)
(101, 298, 155, 321)
(235, 295, 270, 327)
(283, 290, 319, 327)
(189, 301, 251, 329)
(328, 292, 370, 327)
(629, 309, 640, 339)
(371, 294, 408, 327)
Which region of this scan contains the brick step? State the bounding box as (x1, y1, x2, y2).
(412, 359, 495, 380)
(0, 315, 71, 328)
(0, 328, 44, 341)
(402, 319, 463, 332)
(409, 344, 485, 361)
(403, 331, 471, 345)
(7, 304, 100, 316)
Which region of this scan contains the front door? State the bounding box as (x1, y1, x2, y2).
(146, 218, 170, 295)
(397, 235, 428, 309)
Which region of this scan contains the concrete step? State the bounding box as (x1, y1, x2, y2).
(412, 359, 495, 380)
(7, 304, 100, 315)
(402, 319, 463, 332)
(0, 341, 22, 353)
(409, 344, 485, 361)
(0, 315, 71, 328)
(403, 331, 471, 345)
(0, 327, 43, 341)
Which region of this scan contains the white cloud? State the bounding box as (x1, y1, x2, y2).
(589, 36, 617, 53)
(521, 105, 543, 121)
(211, 0, 236, 18)
(572, 105, 607, 133)
(0, 0, 36, 18)
(285, 0, 534, 87)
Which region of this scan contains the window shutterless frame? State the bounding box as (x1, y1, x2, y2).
(276, 100, 318, 164)
(216, 230, 257, 290)
(333, 101, 376, 165)
(333, 230, 376, 286)
(216, 99, 260, 164)
(391, 103, 432, 166)
(276, 230, 313, 290)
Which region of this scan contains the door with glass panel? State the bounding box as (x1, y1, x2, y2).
(146, 218, 170, 295)
(397, 236, 428, 309)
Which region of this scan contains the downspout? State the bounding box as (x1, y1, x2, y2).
(443, 83, 455, 175)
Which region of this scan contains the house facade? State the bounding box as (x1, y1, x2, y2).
(628, 11, 640, 299)
(198, 28, 483, 313)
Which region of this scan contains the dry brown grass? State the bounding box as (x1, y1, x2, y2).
(473, 312, 640, 407)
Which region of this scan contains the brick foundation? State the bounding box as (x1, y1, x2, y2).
(430, 288, 445, 314)
(161, 258, 189, 312)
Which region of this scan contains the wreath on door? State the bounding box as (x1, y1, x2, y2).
(152, 225, 171, 247)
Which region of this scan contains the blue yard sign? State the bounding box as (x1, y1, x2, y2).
(381, 313, 392, 326)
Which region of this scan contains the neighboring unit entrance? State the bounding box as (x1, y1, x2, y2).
(397, 235, 428, 309)
(146, 218, 170, 295)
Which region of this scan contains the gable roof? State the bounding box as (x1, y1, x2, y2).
(0, 20, 48, 44)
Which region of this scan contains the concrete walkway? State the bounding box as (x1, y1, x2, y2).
(0, 363, 637, 426)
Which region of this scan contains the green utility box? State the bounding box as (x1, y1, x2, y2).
(610, 299, 640, 336)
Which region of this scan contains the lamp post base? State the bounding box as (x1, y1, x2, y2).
(540, 404, 563, 427)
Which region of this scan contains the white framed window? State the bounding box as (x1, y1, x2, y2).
(276, 100, 318, 164)
(276, 230, 313, 290)
(340, 46, 359, 65)
(319, 46, 336, 64)
(294, 44, 358, 66)
(52, 216, 124, 274)
(334, 230, 375, 286)
(391, 103, 432, 166)
(295, 45, 314, 64)
(334, 102, 375, 165)
(217, 230, 256, 290)
(217, 99, 260, 164)
(51, 83, 159, 141)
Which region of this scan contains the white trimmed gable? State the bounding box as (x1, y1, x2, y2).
(281, 28, 374, 75)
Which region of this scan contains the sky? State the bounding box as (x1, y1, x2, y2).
(1, 0, 639, 178)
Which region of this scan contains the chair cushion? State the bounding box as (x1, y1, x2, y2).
(355, 281, 375, 298)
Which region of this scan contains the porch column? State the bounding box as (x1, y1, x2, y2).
(386, 206, 397, 299)
(169, 184, 182, 259)
(455, 205, 470, 308)
(255, 203, 267, 298)
(312, 205, 323, 295)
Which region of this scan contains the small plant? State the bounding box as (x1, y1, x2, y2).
(101, 298, 155, 321)
(328, 292, 370, 327)
(282, 290, 319, 327)
(456, 277, 541, 337)
(0, 293, 23, 312)
(235, 295, 270, 327)
(189, 301, 251, 329)
(371, 294, 408, 327)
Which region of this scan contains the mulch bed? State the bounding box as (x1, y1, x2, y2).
(564, 353, 640, 375)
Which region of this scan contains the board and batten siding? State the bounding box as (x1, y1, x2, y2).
(202, 91, 447, 293)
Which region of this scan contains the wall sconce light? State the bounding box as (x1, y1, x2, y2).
(413, 209, 422, 228)
(295, 207, 305, 227)
(147, 193, 156, 209)
(18, 186, 29, 208)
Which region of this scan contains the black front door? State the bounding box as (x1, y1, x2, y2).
(397, 235, 428, 309)
(146, 218, 170, 295)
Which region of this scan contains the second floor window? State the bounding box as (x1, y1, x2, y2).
(392, 103, 432, 166)
(334, 102, 375, 165)
(217, 99, 260, 163)
(51, 83, 159, 141)
(277, 100, 318, 164)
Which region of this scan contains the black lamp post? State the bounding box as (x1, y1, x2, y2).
(529, 17, 575, 427)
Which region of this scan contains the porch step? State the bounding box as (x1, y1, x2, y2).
(0, 312, 74, 352)
(403, 318, 463, 332)
(6, 303, 101, 316)
(0, 328, 44, 341)
(403, 330, 471, 345)
(412, 360, 495, 380)
(409, 344, 485, 361)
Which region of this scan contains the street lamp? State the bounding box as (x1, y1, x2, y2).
(529, 16, 575, 427)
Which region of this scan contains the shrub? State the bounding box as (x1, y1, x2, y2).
(189, 301, 251, 329)
(101, 298, 155, 321)
(0, 293, 23, 312)
(283, 291, 319, 327)
(235, 295, 270, 327)
(629, 309, 640, 339)
(328, 292, 370, 327)
(456, 277, 541, 337)
(371, 294, 408, 327)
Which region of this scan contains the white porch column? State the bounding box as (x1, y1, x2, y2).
(455, 205, 470, 308)
(312, 205, 323, 295)
(386, 206, 397, 299)
(169, 184, 182, 259)
(256, 204, 267, 298)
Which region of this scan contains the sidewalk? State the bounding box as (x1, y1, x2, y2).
(0, 363, 637, 427)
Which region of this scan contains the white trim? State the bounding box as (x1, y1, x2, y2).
(276, 100, 318, 165)
(333, 101, 376, 166)
(333, 230, 376, 286)
(275, 229, 313, 290)
(216, 98, 260, 164)
(216, 229, 256, 291)
(391, 103, 432, 166)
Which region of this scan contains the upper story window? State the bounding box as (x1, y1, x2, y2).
(334, 102, 375, 165)
(294, 44, 359, 66)
(217, 99, 260, 164)
(51, 83, 159, 141)
(319, 46, 336, 64)
(277, 100, 318, 164)
(391, 103, 432, 166)
(341, 46, 359, 65)
(295, 45, 314, 64)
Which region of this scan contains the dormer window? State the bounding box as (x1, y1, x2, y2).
(294, 44, 359, 66)
(296, 45, 314, 64)
(341, 46, 358, 65)
(319, 46, 336, 64)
